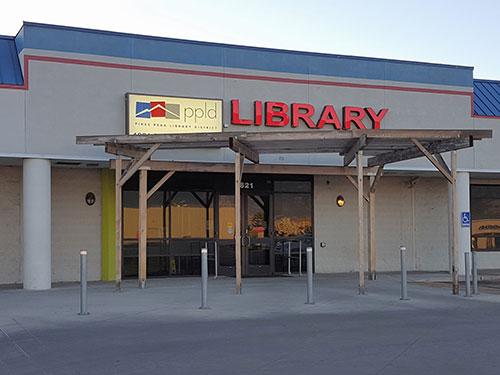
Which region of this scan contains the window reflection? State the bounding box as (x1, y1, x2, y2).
(274, 193, 312, 237)
(471, 185, 500, 251)
(171, 192, 214, 239)
(219, 195, 235, 240)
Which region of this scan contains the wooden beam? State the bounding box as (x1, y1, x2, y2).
(105, 143, 146, 159)
(76, 129, 493, 146)
(234, 153, 244, 294)
(451, 151, 459, 295)
(138, 168, 147, 289)
(343, 134, 367, 167)
(115, 156, 123, 291)
(229, 137, 259, 164)
(110, 160, 379, 176)
(357, 151, 366, 294)
(367, 138, 471, 167)
(435, 153, 451, 176)
(412, 139, 453, 183)
(118, 143, 160, 187)
(369, 175, 377, 280)
(346, 175, 370, 203)
(147, 171, 175, 200)
(369, 166, 383, 193)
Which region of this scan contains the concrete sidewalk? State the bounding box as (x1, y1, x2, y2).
(1, 273, 500, 374)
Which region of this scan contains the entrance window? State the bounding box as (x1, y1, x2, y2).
(471, 185, 500, 251)
(274, 193, 312, 237)
(122, 190, 166, 240)
(219, 195, 235, 240)
(170, 192, 214, 238)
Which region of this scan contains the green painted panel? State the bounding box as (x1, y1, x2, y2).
(101, 169, 115, 281)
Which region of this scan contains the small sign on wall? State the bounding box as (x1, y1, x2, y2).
(461, 212, 471, 227)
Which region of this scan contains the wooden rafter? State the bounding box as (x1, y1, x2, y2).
(346, 175, 370, 203)
(369, 166, 383, 193)
(367, 138, 471, 167)
(110, 160, 379, 176)
(147, 171, 175, 200)
(412, 139, 453, 183)
(343, 134, 367, 167)
(229, 137, 259, 164)
(118, 143, 160, 187)
(105, 143, 146, 159)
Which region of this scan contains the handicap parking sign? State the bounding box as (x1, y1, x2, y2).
(461, 212, 471, 227)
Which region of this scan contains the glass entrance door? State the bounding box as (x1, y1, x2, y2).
(243, 193, 273, 276)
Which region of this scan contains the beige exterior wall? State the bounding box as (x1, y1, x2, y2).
(314, 175, 450, 273)
(51, 168, 101, 282)
(0, 166, 22, 284)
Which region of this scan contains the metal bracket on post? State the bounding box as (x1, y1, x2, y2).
(400, 246, 409, 301)
(78, 250, 90, 316)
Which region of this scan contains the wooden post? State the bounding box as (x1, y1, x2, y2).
(357, 151, 365, 294)
(115, 156, 123, 291)
(138, 168, 148, 289)
(368, 175, 376, 280)
(234, 153, 244, 294)
(451, 151, 459, 295)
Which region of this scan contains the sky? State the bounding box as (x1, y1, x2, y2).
(1, 0, 499, 80)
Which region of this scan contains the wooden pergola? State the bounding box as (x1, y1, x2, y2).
(77, 129, 492, 295)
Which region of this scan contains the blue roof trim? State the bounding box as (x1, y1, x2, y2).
(474, 79, 500, 116)
(19, 22, 473, 88)
(0, 36, 23, 85)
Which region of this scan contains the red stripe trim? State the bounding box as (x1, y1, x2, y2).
(1, 54, 499, 120)
(26, 54, 473, 96)
(473, 115, 500, 119)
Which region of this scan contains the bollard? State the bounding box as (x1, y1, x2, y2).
(472, 251, 479, 295)
(465, 252, 472, 297)
(298, 240, 302, 277)
(200, 248, 209, 309)
(78, 250, 89, 316)
(214, 241, 218, 279)
(306, 247, 314, 304)
(400, 246, 409, 300)
(287, 242, 292, 276)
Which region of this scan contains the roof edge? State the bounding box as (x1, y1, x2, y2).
(21, 21, 474, 71)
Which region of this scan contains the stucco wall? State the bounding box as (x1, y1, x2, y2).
(51, 168, 101, 282)
(314, 175, 450, 273)
(0, 166, 22, 284)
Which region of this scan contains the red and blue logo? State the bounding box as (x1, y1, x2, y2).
(135, 101, 166, 118)
(135, 101, 180, 119)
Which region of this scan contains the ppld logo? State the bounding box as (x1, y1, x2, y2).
(136, 101, 180, 119)
(135, 100, 218, 122)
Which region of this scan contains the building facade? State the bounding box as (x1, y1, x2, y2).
(0, 22, 499, 288)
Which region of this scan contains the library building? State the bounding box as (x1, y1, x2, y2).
(0, 22, 498, 293)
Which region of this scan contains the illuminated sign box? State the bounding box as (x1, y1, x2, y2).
(126, 94, 223, 135)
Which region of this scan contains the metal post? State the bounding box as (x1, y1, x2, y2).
(287, 242, 292, 276)
(299, 240, 302, 277)
(400, 246, 409, 300)
(214, 241, 218, 279)
(200, 247, 209, 309)
(472, 251, 479, 295)
(465, 252, 472, 297)
(78, 250, 89, 316)
(306, 247, 314, 304)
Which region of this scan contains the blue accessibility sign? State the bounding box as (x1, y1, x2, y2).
(461, 212, 471, 227)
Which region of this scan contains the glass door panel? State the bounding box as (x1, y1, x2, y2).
(217, 194, 236, 276)
(244, 193, 272, 276)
